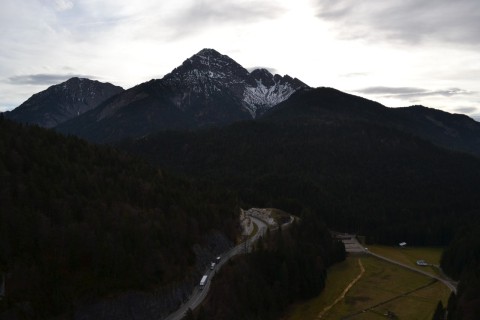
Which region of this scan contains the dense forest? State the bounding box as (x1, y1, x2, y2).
(0, 117, 239, 318)
(186, 210, 345, 320)
(438, 222, 480, 319)
(4, 88, 480, 319)
(122, 119, 480, 246)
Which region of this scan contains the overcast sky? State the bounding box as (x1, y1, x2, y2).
(1, 0, 479, 120)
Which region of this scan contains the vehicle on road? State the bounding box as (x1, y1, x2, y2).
(416, 259, 428, 266)
(210, 262, 216, 270)
(199, 275, 208, 289)
(216, 256, 221, 263)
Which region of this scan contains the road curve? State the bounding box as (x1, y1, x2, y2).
(163, 216, 269, 320)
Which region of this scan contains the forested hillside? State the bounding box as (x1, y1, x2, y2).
(0, 116, 238, 318)
(195, 210, 345, 320)
(440, 223, 480, 319)
(264, 88, 480, 157)
(122, 119, 480, 246)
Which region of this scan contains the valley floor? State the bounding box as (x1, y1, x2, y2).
(285, 252, 450, 320)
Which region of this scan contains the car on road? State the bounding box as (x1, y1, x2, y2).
(199, 275, 208, 289)
(210, 262, 216, 270)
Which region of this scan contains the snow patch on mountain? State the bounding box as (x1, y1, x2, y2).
(110, 49, 307, 121)
(242, 69, 307, 118)
(243, 79, 298, 118)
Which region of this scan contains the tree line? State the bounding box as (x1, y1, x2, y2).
(436, 221, 480, 319)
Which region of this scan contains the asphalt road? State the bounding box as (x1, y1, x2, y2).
(163, 215, 269, 320)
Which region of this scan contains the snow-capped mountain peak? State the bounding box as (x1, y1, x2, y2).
(165, 49, 252, 86)
(162, 49, 308, 118)
(250, 68, 276, 87)
(53, 49, 309, 143)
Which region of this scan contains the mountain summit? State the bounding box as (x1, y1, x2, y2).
(5, 78, 123, 128)
(56, 49, 308, 143)
(163, 48, 307, 117)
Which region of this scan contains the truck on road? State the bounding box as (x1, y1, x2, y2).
(199, 275, 208, 289)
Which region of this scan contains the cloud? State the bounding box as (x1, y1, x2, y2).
(53, 0, 74, 11)
(164, 0, 285, 39)
(8, 73, 97, 85)
(315, 0, 480, 46)
(34, 1, 286, 44)
(357, 87, 427, 95)
(356, 86, 475, 99)
(341, 72, 369, 78)
(454, 107, 478, 114)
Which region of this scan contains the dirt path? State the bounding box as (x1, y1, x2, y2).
(317, 258, 365, 319)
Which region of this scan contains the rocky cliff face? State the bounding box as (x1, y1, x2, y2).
(245, 68, 306, 117)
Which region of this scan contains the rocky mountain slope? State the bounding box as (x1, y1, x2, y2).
(55, 49, 307, 143)
(5, 77, 123, 128)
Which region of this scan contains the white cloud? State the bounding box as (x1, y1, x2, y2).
(53, 0, 73, 11)
(356, 86, 475, 98)
(8, 73, 96, 85)
(316, 0, 480, 46)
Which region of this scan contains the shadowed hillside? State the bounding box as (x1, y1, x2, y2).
(122, 117, 480, 246)
(0, 117, 238, 318)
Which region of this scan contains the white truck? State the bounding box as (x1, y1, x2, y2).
(199, 275, 208, 289)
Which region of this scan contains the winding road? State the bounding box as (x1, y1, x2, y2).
(163, 215, 270, 320)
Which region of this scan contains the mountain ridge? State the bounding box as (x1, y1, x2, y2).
(261, 87, 480, 156)
(7, 48, 480, 156)
(5, 77, 123, 128)
(54, 49, 308, 143)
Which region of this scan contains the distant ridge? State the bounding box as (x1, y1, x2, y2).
(262, 87, 480, 156)
(5, 77, 123, 128)
(8, 48, 480, 156)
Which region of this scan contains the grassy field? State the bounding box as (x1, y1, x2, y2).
(285, 258, 361, 320)
(367, 245, 444, 276)
(284, 254, 450, 320)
